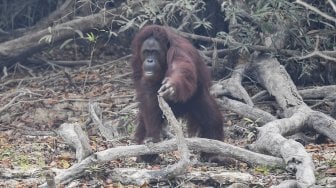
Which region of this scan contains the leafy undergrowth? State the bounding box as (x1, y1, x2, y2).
(0, 46, 335, 187)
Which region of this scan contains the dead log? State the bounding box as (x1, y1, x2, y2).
(0, 8, 120, 68)
(38, 138, 283, 187)
(209, 48, 336, 188)
(241, 54, 336, 187)
(110, 168, 254, 187)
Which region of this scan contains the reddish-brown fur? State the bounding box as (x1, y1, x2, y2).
(131, 25, 223, 145)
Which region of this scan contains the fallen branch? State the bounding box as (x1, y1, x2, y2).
(0, 92, 24, 114)
(0, 8, 121, 67)
(89, 102, 116, 140)
(245, 54, 336, 187)
(157, 96, 191, 178)
(251, 85, 336, 102)
(211, 63, 254, 106)
(28, 57, 91, 67)
(38, 138, 283, 187)
(110, 168, 254, 186)
(299, 85, 336, 99)
(56, 123, 93, 162)
(217, 97, 276, 125)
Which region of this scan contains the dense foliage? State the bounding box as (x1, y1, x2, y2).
(0, 0, 335, 84)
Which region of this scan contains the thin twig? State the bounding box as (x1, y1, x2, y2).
(0, 92, 24, 114)
(296, 50, 336, 62)
(181, 31, 300, 57)
(295, 0, 336, 23)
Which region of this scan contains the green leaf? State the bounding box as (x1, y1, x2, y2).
(118, 18, 136, 33)
(59, 38, 73, 49)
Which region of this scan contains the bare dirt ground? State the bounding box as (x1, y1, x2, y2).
(0, 44, 335, 187)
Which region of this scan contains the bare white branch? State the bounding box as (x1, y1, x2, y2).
(295, 0, 336, 23)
